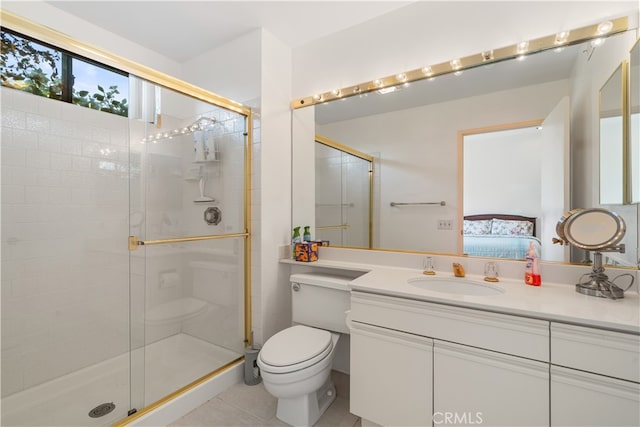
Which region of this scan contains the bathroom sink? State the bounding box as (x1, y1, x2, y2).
(407, 277, 505, 296)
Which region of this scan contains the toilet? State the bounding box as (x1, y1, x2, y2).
(257, 273, 352, 427)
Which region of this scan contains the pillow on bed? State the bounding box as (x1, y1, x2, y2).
(490, 218, 534, 236)
(463, 219, 492, 235)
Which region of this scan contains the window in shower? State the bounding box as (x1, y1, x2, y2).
(1, 28, 129, 116)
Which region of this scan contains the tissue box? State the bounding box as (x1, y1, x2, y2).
(295, 242, 318, 262)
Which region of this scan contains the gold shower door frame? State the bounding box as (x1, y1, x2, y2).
(0, 10, 253, 425)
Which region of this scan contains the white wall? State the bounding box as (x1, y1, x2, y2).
(183, 30, 262, 104)
(318, 79, 568, 253)
(255, 30, 293, 344)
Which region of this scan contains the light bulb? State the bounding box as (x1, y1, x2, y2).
(421, 66, 433, 76)
(517, 41, 529, 54)
(555, 31, 569, 44)
(481, 50, 494, 61)
(373, 79, 383, 87)
(331, 89, 341, 97)
(396, 73, 407, 82)
(597, 21, 613, 35)
(450, 59, 462, 70)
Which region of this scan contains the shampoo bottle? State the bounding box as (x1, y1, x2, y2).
(303, 226, 311, 242)
(524, 242, 541, 286)
(292, 227, 301, 258)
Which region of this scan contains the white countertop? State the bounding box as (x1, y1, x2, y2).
(283, 258, 640, 334)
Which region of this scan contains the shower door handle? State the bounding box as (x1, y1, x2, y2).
(128, 232, 249, 251)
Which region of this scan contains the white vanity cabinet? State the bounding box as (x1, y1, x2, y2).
(434, 340, 549, 427)
(550, 323, 640, 427)
(350, 291, 550, 426)
(350, 321, 433, 427)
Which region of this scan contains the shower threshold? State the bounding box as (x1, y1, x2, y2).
(1, 333, 241, 427)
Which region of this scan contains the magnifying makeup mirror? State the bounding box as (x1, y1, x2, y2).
(555, 208, 634, 299)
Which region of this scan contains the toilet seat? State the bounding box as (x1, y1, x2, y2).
(259, 325, 333, 374)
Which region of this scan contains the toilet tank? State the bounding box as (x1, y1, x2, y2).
(291, 273, 352, 334)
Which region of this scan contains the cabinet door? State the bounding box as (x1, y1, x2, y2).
(551, 365, 640, 427)
(434, 340, 549, 427)
(350, 321, 433, 427)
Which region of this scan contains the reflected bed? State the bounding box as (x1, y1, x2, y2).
(463, 214, 540, 260)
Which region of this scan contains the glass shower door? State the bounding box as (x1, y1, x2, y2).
(127, 77, 248, 411)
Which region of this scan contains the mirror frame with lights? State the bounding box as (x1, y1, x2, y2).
(291, 18, 629, 109)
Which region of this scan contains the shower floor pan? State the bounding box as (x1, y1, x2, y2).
(2, 333, 241, 427)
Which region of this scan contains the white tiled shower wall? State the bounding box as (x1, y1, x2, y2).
(1, 87, 131, 396)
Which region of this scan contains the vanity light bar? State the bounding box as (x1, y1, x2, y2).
(291, 16, 629, 109)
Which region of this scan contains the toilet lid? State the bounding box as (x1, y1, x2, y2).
(259, 325, 332, 368)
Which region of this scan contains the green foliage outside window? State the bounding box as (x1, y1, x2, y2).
(73, 84, 128, 116)
(0, 30, 63, 98)
(1, 30, 129, 117)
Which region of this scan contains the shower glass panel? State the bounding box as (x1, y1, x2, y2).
(1, 86, 132, 426)
(315, 142, 371, 247)
(129, 78, 247, 410)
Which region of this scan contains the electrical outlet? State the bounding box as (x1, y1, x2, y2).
(437, 219, 453, 230)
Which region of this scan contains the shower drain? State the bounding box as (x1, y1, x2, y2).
(88, 402, 115, 418)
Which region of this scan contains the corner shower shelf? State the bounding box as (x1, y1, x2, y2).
(145, 297, 209, 325)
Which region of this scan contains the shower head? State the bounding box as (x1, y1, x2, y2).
(189, 116, 217, 132)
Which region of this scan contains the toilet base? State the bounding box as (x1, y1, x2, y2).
(276, 378, 336, 427)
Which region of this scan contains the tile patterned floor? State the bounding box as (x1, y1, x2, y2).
(169, 371, 361, 427)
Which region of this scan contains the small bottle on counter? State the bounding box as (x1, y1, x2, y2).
(303, 226, 311, 242)
(524, 242, 541, 286)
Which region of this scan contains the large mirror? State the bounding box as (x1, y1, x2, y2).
(599, 61, 627, 205)
(292, 24, 639, 268)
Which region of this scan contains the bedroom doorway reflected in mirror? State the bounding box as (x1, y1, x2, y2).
(459, 98, 570, 262)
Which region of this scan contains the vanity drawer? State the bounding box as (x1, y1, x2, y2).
(551, 323, 640, 382)
(351, 291, 549, 361)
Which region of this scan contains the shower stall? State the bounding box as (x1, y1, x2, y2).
(1, 13, 251, 426)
